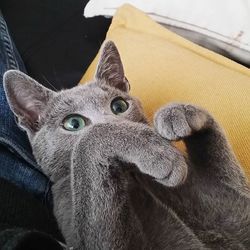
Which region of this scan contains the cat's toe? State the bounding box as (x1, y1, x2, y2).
(154, 103, 208, 141)
(146, 146, 188, 187)
(156, 156, 188, 187)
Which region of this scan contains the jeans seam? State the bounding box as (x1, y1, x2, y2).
(0, 12, 19, 70)
(44, 179, 53, 207)
(0, 135, 43, 174)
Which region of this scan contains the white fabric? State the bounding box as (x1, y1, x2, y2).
(84, 0, 250, 65)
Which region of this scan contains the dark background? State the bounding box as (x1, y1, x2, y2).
(0, 0, 111, 90)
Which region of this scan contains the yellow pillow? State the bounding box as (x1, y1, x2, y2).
(80, 4, 250, 179)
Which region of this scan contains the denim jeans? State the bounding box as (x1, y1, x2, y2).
(0, 11, 51, 206)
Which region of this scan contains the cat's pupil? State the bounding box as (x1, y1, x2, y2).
(115, 106, 123, 113)
(71, 119, 80, 129)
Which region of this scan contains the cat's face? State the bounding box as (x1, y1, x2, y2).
(3, 41, 147, 180)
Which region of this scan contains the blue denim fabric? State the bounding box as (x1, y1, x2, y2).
(0, 11, 51, 206)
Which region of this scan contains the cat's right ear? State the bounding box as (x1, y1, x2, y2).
(95, 41, 130, 92)
(3, 70, 54, 132)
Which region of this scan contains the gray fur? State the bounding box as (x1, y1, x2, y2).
(3, 41, 250, 249)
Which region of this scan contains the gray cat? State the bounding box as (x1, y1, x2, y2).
(3, 41, 250, 250)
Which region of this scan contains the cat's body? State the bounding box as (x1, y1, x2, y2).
(3, 41, 250, 249)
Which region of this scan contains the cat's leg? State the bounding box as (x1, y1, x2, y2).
(153, 104, 250, 248)
(70, 136, 147, 249)
(154, 103, 249, 194)
(69, 122, 189, 249)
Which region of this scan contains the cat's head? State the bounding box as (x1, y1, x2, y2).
(3, 41, 147, 179)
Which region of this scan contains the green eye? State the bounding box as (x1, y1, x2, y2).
(63, 115, 86, 131)
(111, 97, 129, 115)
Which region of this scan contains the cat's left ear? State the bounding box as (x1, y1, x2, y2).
(3, 70, 54, 132)
(95, 41, 130, 92)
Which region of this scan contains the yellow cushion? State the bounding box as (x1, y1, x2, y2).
(80, 4, 250, 179)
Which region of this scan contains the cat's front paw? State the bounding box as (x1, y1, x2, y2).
(154, 103, 209, 141)
(139, 143, 188, 187)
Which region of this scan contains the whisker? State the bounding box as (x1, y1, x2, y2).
(41, 74, 58, 91)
